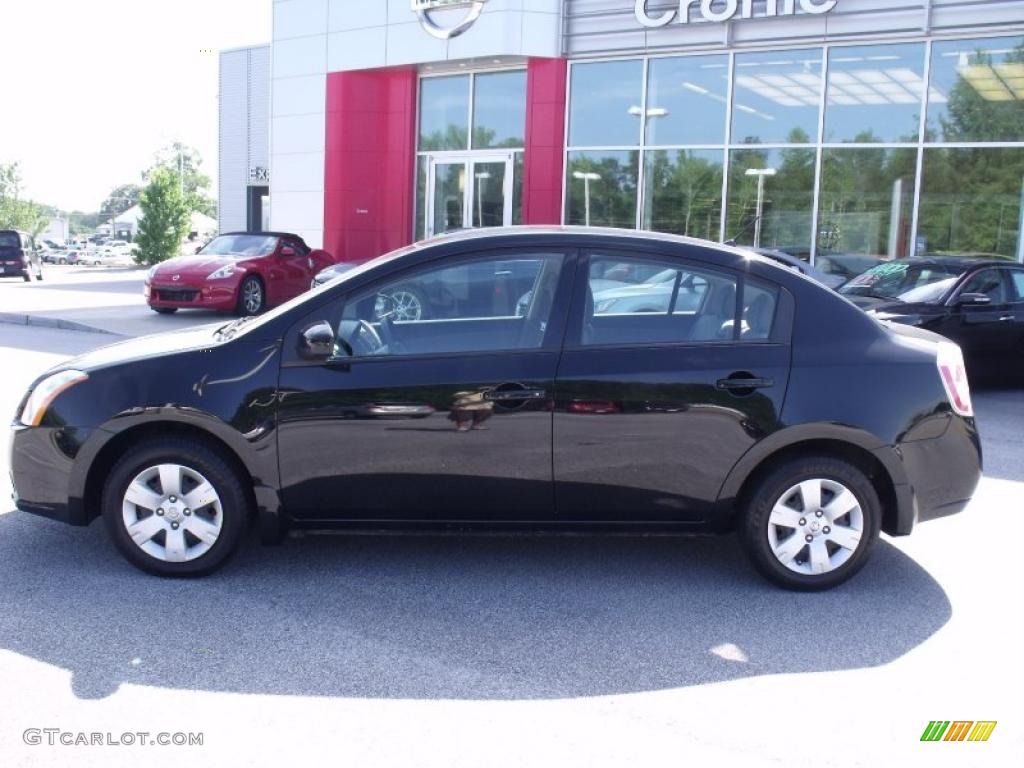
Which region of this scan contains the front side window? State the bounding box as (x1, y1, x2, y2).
(582, 255, 740, 346)
(339, 253, 565, 358)
(959, 269, 1007, 303)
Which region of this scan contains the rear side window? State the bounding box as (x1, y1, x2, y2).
(1008, 270, 1024, 302)
(582, 254, 739, 346)
(740, 278, 779, 341)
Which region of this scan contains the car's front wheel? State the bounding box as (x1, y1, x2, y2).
(237, 275, 265, 316)
(101, 438, 250, 576)
(740, 456, 881, 591)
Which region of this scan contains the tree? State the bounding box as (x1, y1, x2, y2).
(0, 162, 50, 237)
(134, 167, 190, 266)
(99, 184, 142, 219)
(144, 142, 216, 218)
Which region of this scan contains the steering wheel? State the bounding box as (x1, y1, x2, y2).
(343, 319, 384, 356)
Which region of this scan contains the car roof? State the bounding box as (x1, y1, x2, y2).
(220, 231, 304, 240)
(884, 255, 1017, 269)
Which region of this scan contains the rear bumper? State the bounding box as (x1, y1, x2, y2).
(146, 281, 237, 311)
(880, 415, 982, 536)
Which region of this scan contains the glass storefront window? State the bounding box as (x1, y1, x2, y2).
(928, 36, 1024, 143)
(568, 60, 644, 147)
(917, 147, 1024, 259)
(473, 70, 527, 149)
(817, 149, 918, 277)
(565, 151, 639, 228)
(642, 149, 723, 240)
(415, 156, 428, 241)
(732, 50, 823, 145)
(825, 43, 926, 143)
(646, 55, 730, 146)
(419, 75, 470, 150)
(726, 148, 817, 256)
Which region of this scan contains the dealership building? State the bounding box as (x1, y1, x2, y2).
(218, 0, 1024, 271)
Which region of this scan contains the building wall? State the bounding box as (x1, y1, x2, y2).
(565, 0, 1024, 56)
(219, 45, 271, 233)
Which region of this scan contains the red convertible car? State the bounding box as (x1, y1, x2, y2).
(145, 232, 337, 315)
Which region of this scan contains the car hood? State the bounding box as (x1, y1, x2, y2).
(315, 262, 357, 282)
(50, 323, 229, 374)
(151, 255, 248, 280)
(846, 296, 945, 320)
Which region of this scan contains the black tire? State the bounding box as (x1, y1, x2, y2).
(236, 275, 266, 316)
(101, 437, 250, 577)
(739, 456, 881, 591)
(152, 307, 178, 314)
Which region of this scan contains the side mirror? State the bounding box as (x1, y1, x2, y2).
(956, 292, 992, 307)
(298, 321, 336, 360)
(280, 245, 297, 257)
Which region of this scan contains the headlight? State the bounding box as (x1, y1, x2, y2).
(20, 370, 89, 426)
(207, 264, 238, 280)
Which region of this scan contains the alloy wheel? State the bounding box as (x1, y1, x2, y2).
(121, 464, 224, 563)
(243, 280, 263, 314)
(766, 478, 864, 576)
(388, 290, 422, 322)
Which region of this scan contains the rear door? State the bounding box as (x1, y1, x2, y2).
(553, 249, 792, 523)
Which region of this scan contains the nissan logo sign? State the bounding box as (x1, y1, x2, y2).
(411, 0, 488, 40)
(635, 0, 837, 27)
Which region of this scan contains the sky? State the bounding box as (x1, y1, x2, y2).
(0, 0, 272, 212)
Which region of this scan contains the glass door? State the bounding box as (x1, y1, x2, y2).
(426, 153, 513, 237)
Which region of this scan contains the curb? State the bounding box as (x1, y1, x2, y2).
(0, 312, 122, 337)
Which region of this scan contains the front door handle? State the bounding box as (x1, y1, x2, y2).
(486, 388, 547, 402)
(717, 377, 774, 391)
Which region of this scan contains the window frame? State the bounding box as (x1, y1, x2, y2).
(294, 247, 578, 365)
(563, 247, 787, 351)
(950, 267, 1012, 306)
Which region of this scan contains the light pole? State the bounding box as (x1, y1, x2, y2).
(474, 171, 491, 227)
(745, 167, 777, 248)
(573, 171, 601, 227)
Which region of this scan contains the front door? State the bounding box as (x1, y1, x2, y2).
(937, 268, 1017, 374)
(426, 154, 514, 237)
(276, 247, 574, 522)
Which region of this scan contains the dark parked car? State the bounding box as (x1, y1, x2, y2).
(10, 228, 981, 590)
(0, 230, 43, 281)
(145, 232, 337, 316)
(753, 248, 845, 290)
(839, 256, 1024, 380)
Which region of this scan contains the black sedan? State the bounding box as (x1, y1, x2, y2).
(9, 228, 982, 590)
(839, 256, 1024, 380)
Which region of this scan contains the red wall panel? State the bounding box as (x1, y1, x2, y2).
(523, 58, 568, 226)
(323, 67, 418, 263)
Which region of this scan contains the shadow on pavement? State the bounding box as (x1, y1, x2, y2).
(0, 512, 950, 701)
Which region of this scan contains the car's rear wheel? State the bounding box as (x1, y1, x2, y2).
(237, 275, 265, 316)
(740, 457, 881, 591)
(101, 438, 250, 577)
(152, 307, 178, 314)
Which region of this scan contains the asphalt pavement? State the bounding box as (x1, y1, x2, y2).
(0, 320, 1021, 767)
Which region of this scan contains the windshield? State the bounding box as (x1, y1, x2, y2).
(839, 262, 965, 301)
(199, 235, 278, 259)
(0, 232, 20, 248)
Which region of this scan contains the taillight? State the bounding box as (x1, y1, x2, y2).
(937, 342, 973, 417)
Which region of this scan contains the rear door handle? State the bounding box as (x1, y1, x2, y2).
(486, 388, 547, 402)
(717, 377, 774, 391)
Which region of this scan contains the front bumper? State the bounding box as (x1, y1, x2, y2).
(146, 280, 238, 311)
(9, 423, 93, 526)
